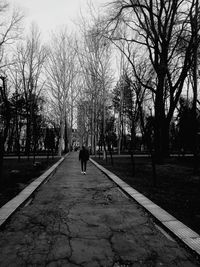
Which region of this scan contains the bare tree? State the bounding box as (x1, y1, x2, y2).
(46, 29, 78, 156)
(0, 1, 23, 179)
(76, 13, 113, 156)
(9, 24, 46, 159)
(105, 0, 199, 161)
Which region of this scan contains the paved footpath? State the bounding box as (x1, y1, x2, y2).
(0, 153, 199, 267)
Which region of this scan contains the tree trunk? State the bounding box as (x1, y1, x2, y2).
(107, 141, 113, 166)
(103, 137, 107, 162)
(192, 0, 198, 174)
(130, 123, 135, 176)
(64, 118, 68, 153)
(162, 120, 170, 157)
(118, 135, 121, 155)
(0, 133, 4, 183)
(16, 115, 21, 161)
(151, 151, 157, 187)
(58, 116, 65, 156)
(154, 75, 168, 162)
(154, 113, 170, 162)
(25, 119, 31, 159)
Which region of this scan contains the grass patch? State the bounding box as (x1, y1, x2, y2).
(93, 155, 200, 235)
(0, 157, 60, 208)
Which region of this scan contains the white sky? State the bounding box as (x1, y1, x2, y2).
(8, 0, 109, 40)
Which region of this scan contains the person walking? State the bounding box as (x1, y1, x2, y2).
(79, 145, 89, 174)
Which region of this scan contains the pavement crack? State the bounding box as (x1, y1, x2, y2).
(107, 228, 119, 263)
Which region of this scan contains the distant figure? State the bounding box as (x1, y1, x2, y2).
(79, 146, 90, 174)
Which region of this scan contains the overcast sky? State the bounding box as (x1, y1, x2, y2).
(9, 0, 108, 39)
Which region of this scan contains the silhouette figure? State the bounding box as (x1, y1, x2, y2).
(79, 146, 89, 174)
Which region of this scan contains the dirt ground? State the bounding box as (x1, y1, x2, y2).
(0, 157, 59, 208)
(93, 155, 200, 235)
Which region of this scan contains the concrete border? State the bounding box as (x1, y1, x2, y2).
(90, 158, 200, 257)
(0, 154, 67, 228)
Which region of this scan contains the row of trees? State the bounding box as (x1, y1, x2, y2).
(75, 0, 200, 167)
(112, 71, 200, 153)
(0, 0, 199, 172)
(0, 2, 82, 180)
(103, 0, 200, 163)
(0, 22, 83, 153)
(76, 14, 113, 156)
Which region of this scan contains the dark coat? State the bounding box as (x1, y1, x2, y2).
(79, 147, 89, 161)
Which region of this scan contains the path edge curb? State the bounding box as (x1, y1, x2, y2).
(0, 154, 68, 228)
(90, 158, 200, 258)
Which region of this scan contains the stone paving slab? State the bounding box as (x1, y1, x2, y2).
(163, 221, 200, 239)
(184, 238, 200, 255)
(90, 157, 200, 260)
(0, 153, 199, 266)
